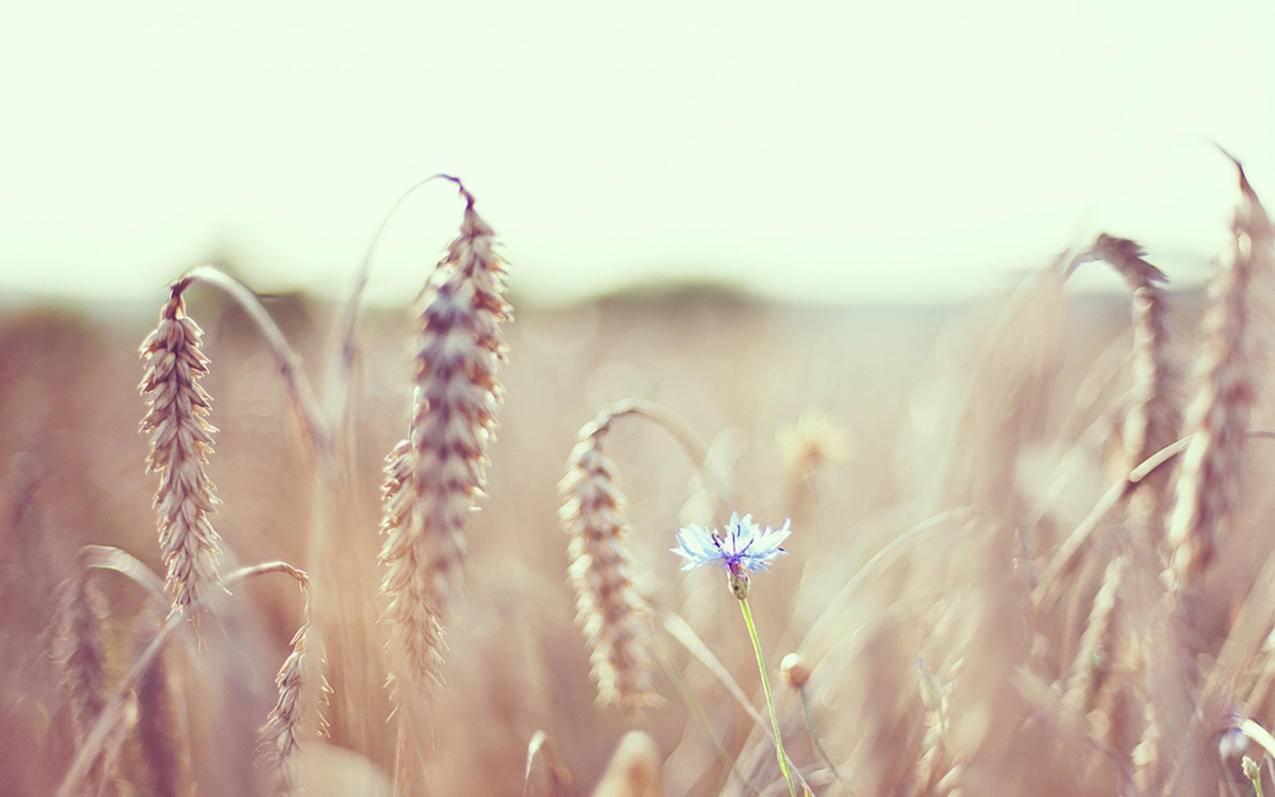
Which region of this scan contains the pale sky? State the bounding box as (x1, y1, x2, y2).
(2, 1, 1273, 306)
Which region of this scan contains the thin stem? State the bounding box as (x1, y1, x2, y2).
(798, 686, 853, 794)
(739, 596, 797, 797)
(598, 398, 733, 516)
(180, 267, 330, 448)
(327, 173, 464, 429)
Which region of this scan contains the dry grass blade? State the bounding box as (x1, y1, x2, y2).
(662, 612, 768, 729)
(77, 545, 168, 605)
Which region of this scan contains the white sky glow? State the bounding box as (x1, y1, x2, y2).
(2, 0, 1273, 305)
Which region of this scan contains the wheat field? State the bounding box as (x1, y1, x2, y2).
(3, 163, 1275, 797)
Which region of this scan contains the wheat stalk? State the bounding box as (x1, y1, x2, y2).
(560, 408, 657, 712)
(378, 176, 510, 703)
(138, 277, 224, 615)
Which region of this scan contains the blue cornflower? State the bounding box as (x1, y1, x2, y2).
(672, 512, 791, 576)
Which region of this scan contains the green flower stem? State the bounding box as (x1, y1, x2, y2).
(738, 595, 798, 797)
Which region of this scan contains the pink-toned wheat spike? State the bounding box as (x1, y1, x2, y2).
(1165, 156, 1274, 590)
(379, 176, 511, 693)
(560, 409, 658, 712)
(139, 277, 224, 615)
(257, 565, 326, 795)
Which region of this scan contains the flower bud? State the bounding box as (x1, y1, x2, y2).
(780, 653, 811, 689)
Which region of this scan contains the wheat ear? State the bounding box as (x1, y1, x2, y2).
(1088, 235, 1181, 546)
(1166, 156, 1274, 589)
(257, 564, 323, 795)
(138, 278, 224, 615)
(560, 408, 657, 712)
(379, 176, 510, 694)
(1062, 555, 1126, 719)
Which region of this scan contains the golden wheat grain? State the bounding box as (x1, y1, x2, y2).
(560, 408, 656, 712)
(379, 177, 511, 695)
(138, 277, 223, 614)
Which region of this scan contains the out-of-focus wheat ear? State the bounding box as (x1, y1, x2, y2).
(560, 409, 658, 713)
(50, 567, 110, 792)
(379, 176, 511, 696)
(778, 411, 850, 521)
(1166, 159, 1274, 590)
(1061, 555, 1126, 721)
(257, 564, 325, 796)
(1086, 234, 1182, 549)
(138, 277, 223, 616)
(591, 731, 663, 797)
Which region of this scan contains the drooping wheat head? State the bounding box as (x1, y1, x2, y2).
(257, 564, 323, 795)
(560, 408, 657, 712)
(1088, 234, 1181, 547)
(1165, 161, 1274, 590)
(138, 277, 223, 614)
(379, 178, 511, 694)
